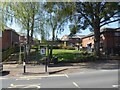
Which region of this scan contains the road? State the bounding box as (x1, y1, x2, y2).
(0, 69, 119, 89)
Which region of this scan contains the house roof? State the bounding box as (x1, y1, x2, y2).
(69, 35, 86, 39)
(82, 27, 120, 39)
(4, 25, 13, 30)
(4, 25, 20, 36)
(61, 35, 69, 41)
(18, 32, 27, 37)
(61, 34, 85, 41)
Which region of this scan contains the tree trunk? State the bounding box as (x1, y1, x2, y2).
(30, 9, 35, 57)
(27, 18, 30, 58)
(27, 29, 30, 57)
(49, 29, 55, 60)
(94, 25, 100, 58)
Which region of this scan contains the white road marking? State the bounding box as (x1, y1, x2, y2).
(100, 70, 119, 72)
(113, 85, 119, 88)
(19, 74, 65, 79)
(64, 74, 69, 78)
(100, 70, 110, 72)
(9, 83, 41, 88)
(24, 85, 40, 88)
(49, 74, 66, 77)
(0, 77, 8, 80)
(10, 84, 14, 87)
(16, 77, 41, 80)
(73, 82, 80, 88)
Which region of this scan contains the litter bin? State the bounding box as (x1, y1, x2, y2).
(53, 56, 58, 64)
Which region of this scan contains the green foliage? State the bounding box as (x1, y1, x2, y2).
(52, 49, 98, 63)
(2, 47, 19, 61)
(62, 46, 75, 50)
(69, 2, 120, 57)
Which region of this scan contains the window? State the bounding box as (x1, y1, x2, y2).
(115, 32, 120, 36)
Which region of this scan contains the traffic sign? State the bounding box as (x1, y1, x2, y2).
(40, 46, 46, 55)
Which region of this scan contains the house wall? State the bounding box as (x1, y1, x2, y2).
(103, 32, 114, 49)
(19, 36, 26, 43)
(82, 30, 120, 54)
(82, 36, 94, 48)
(11, 30, 19, 46)
(2, 30, 11, 50)
(2, 29, 19, 50)
(0, 29, 1, 49)
(0, 37, 2, 50)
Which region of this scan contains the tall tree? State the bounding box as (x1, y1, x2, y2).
(1, 2, 42, 57)
(44, 2, 76, 60)
(0, 2, 9, 31)
(70, 2, 120, 57)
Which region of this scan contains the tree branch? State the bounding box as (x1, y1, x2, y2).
(79, 11, 93, 27)
(100, 18, 120, 27)
(100, 11, 119, 23)
(57, 15, 71, 31)
(100, 2, 107, 13)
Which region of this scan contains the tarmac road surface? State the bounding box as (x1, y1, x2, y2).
(1, 69, 119, 88)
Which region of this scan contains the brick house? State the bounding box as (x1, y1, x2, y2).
(61, 35, 85, 47)
(19, 33, 27, 44)
(19, 33, 40, 46)
(0, 30, 2, 50)
(82, 28, 120, 55)
(1, 26, 19, 51)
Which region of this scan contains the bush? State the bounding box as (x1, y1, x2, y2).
(2, 47, 15, 61)
(53, 45, 61, 49)
(62, 46, 75, 50)
(66, 46, 75, 50)
(52, 49, 98, 63)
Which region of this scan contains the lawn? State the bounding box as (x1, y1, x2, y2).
(53, 49, 82, 54)
(52, 49, 96, 63)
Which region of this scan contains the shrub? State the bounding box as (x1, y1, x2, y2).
(53, 45, 61, 49)
(2, 47, 15, 61)
(66, 46, 75, 50)
(62, 46, 75, 50)
(52, 50, 98, 63)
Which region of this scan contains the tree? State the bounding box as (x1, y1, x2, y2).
(70, 2, 120, 57)
(1, 2, 44, 57)
(44, 2, 76, 60)
(0, 2, 9, 31)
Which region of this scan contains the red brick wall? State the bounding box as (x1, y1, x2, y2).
(19, 36, 26, 43)
(12, 31, 19, 46)
(2, 30, 11, 50)
(104, 32, 115, 49)
(82, 31, 120, 54)
(82, 36, 94, 48)
(2, 29, 19, 50)
(0, 37, 2, 49)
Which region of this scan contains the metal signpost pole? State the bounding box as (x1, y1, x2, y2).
(23, 44, 26, 73)
(40, 46, 47, 72)
(19, 43, 22, 64)
(45, 57, 47, 72)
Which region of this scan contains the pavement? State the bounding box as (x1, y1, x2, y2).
(2, 59, 119, 77)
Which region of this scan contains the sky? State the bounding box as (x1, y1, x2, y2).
(7, 20, 119, 40)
